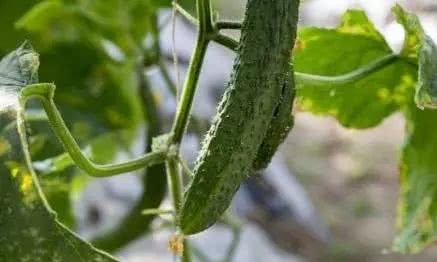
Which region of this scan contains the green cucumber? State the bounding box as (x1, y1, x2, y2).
(179, 0, 300, 235)
(252, 73, 295, 171)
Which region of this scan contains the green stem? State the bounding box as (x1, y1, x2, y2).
(223, 228, 241, 262)
(166, 159, 183, 213)
(174, 4, 399, 85)
(220, 211, 242, 262)
(173, 2, 198, 26)
(19, 83, 167, 177)
(166, 1, 215, 261)
(91, 52, 168, 251)
(216, 20, 242, 30)
(173, 2, 238, 52)
(182, 239, 192, 262)
(295, 54, 399, 86)
(170, 33, 209, 144)
(142, 208, 173, 216)
(212, 33, 238, 51)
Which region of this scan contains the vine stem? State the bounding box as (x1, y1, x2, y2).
(295, 53, 399, 86)
(19, 83, 167, 177)
(173, 2, 238, 52)
(166, 0, 214, 261)
(174, 4, 400, 86)
(170, 38, 209, 144)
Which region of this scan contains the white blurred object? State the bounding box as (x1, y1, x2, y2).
(266, 155, 329, 241)
(192, 224, 303, 262)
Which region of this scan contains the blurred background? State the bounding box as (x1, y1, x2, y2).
(25, 0, 437, 261)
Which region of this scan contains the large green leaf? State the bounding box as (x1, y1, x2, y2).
(395, 105, 437, 253)
(295, 10, 415, 128)
(0, 42, 117, 261)
(393, 5, 437, 253)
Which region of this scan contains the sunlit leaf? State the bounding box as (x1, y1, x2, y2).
(295, 10, 416, 128)
(393, 4, 424, 62)
(393, 5, 437, 253)
(415, 35, 437, 110)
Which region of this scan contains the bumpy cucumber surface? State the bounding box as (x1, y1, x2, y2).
(252, 73, 295, 171)
(179, 0, 300, 235)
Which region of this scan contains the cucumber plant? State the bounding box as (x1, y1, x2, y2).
(178, 0, 300, 235)
(2, 0, 437, 261)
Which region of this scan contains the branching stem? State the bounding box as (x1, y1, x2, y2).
(173, 2, 238, 52)
(174, 4, 399, 86)
(167, 0, 218, 261)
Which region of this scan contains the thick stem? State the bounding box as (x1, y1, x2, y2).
(173, 2, 238, 52)
(170, 35, 209, 145)
(166, 1, 215, 261)
(166, 159, 183, 212)
(173, 3, 399, 86)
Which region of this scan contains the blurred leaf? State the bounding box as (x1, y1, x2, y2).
(38, 43, 142, 137)
(17, 0, 159, 55)
(23, 43, 143, 228)
(295, 10, 415, 128)
(0, 0, 39, 52)
(15, 0, 151, 237)
(0, 43, 117, 262)
(31, 128, 135, 227)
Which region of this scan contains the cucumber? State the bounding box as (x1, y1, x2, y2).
(252, 73, 295, 171)
(179, 0, 300, 235)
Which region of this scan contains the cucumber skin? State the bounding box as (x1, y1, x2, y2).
(179, 0, 300, 235)
(252, 73, 295, 171)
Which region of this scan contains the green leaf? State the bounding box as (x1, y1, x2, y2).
(415, 35, 437, 109)
(17, 0, 158, 55)
(393, 4, 424, 62)
(295, 10, 415, 128)
(395, 5, 437, 110)
(38, 43, 142, 135)
(392, 5, 437, 253)
(394, 105, 437, 253)
(0, 113, 117, 261)
(0, 0, 39, 52)
(0, 43, 117, 261)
